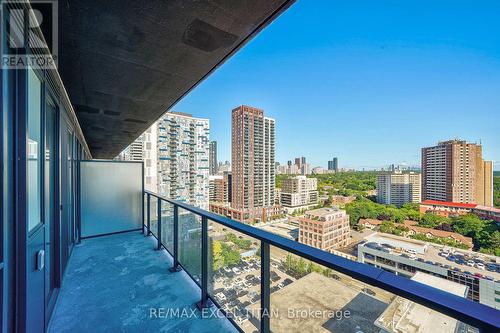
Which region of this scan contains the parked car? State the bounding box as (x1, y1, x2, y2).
(216, 292, 226, 301)
(466, 260, 475, 267)
(232, 267, 241, 275)
(476, 263, 485, 270)
(365, 242, 380, 249)
(486, 263, 497, 272)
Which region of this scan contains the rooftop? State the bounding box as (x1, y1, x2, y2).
(266, 272, 389, 333)
(361, 232, 500, 280)
(474, 205, 500, 213)
(304, 207, 344, 218)
(375, 272, 467, 333)
(420, 200, 477, 209)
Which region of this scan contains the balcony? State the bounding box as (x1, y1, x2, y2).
(48, 232, 236, 333)
(2, 2, 499, 332)
(46, 160, 499, 333)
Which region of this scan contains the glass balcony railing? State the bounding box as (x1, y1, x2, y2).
(144, 190, 499, 333)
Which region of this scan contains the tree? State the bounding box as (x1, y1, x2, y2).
(296, 258, 307, 277)
(379, 221, 394, 234)
(419, 213, 449, 228)
(221, 243, 240, 266)
(284, 254, 294, 272)
(452, 214, 485, 237)
(212, 241, 224, 271)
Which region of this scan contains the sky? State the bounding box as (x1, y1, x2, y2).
(174, 0, 500, 170)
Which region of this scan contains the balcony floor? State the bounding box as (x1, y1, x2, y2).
(49, 231, 237, 333)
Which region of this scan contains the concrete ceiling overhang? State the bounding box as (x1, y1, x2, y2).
(58, 0, 295, 159)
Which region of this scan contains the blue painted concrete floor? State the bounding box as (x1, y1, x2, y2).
(49, 231, 237, 333)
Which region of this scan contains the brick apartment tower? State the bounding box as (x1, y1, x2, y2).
(231, 105, 276, 221)
(422, 140, 493, 205)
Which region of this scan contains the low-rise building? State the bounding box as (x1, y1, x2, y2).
(375, 272, 468, 333)
(403, 221, 473, 249)
(359, 219, 473, 249)
(209, 202, 281, 223)
(209, 172, 232, 203)
(330, 195, 356, 206)
(359, 219, 384, 229)
(299, 207, 351, 252)
(280, 176, 318, 213)
(472, 205, 500, 223)
(357, 233, 500, 310)
(419, 200, 476, 218)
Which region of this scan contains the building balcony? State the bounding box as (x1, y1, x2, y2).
(2, 1, 499, 332)
(49, 231, 236, 333)
(45, 159, 499, 333)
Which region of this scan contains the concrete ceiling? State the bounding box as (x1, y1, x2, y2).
(58, 0, 295, 159)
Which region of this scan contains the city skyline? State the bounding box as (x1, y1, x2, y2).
(174, 0, 500, 170)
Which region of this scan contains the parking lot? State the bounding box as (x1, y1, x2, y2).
(212, 256, 296, 332)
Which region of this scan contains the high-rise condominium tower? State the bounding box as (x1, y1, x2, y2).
(231, 105, 277, 222)
(118, 112, 210, 209)
(117, 134, 144, 161)
(328, 157, 338, 171)
(157, 112, 210, 210)
(422, 140, 493, 206)
(377, 171, 421, 207)
(209, 141, 218, 175)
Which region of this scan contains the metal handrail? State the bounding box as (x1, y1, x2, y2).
(144, 190, 500, 332)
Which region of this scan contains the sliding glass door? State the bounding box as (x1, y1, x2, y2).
(44, 97, 58, 317)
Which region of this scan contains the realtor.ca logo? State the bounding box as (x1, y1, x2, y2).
(1, 0, 57, 69)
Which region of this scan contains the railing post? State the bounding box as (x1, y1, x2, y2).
(157, 199, 162, 250)
(196, 215, 211, 310)
(146, 194, 151, 236)
(141, 192, 145, 234)
(169, 205, 182, 272)
(260, 241, 270, 333)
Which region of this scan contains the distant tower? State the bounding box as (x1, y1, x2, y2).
(328, 157, 338, 172)
(422, 140, 493, 205)
(209, 141, 218, 175)
(231, 105, 276, 221)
